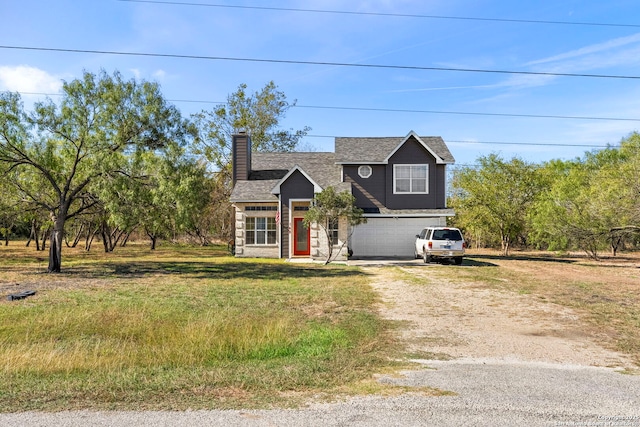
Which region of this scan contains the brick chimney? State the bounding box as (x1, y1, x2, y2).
(232, 132, 252, 184)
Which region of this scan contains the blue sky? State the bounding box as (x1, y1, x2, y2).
(2, 0, 640, 167)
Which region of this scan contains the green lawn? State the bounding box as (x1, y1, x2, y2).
(0, 243, 400, 411)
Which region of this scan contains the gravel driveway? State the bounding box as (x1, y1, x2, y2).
(2, 263, 639, 426)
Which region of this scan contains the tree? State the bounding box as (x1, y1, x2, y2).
(0, 168, 22, 245)
(529, 134, 640, 258)
(0, 70, 191, 272)
(304, 187, 366, 264)
(528, 159, 605, 257)
(449, 154, 542, 255)
(193, 82, 310, 240)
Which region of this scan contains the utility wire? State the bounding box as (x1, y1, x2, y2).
(116, 0, 640, 29)
(3, 91, 615, 150)
(2, 45, 640, 80)
(7, 91, 640, 123)
(295, 105, 640, 122)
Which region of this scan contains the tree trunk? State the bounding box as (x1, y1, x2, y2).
(120, 229, 134, 247)
(47, 207, 68, 273)
(47, 227, 63, 273)
(26, 219, 41, 250)
(41, 227, 50, 251)
(85, 223, 99, 251)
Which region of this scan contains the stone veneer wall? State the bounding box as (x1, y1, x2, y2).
(233, 204, 279, 258)
(311, 218, 349, 262)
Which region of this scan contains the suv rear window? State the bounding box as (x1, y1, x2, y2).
(432, 229, 463, 241)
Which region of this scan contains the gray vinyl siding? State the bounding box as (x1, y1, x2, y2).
(385, 138, 442, 209)
(343, 164, 386, 209)
(343, 137, 446, 210)
(279, 170, 315, 258)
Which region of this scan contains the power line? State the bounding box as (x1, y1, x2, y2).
(305, 135, 612, 149)
(2, 45, 640, 80)
(7, 91, 640, 123)
(295, 105, 640, 122)
(2, 91, 618, 150)
(116, 0, 640, 29)
(445, 139, 611, 148)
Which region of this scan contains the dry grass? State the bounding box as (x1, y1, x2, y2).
(448, 249, 640, 364)
(0, 242, 401, 411)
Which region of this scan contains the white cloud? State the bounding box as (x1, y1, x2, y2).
(152, 69, 167, 80)
(527, 32, 640, 68)
(0, 66, 62, 93)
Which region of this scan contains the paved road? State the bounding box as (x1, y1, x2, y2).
(2, 359, 639, 427)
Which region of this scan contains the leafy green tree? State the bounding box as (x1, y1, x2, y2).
(528, 159, 606, 257)
(304, 186, 365, 264)
(449, 154, 542, 255)
(193, 82, 311, 241)
(193, 81, 310, 169)
(171, 159, 216, 246)
(610, 133, 640, 249)
(528, 135, 640, 258)
(0, 70, 191, 272)
(0, 168, 23, 245)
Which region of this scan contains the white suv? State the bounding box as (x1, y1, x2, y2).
(415, 227, 465, 265)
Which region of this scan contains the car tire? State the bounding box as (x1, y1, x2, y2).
(414, 249, 420, 259)
(454, 256, 463, 265)
(423, 251, 431, 264)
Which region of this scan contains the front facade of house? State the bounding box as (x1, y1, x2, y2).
(230, 131, 455, 260)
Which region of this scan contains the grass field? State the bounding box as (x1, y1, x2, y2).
(0, 243, 402, 411)
(2, 243, 638, 411)
(451, 250, 640, 365)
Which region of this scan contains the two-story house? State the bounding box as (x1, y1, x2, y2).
(230, 130, 455, 260)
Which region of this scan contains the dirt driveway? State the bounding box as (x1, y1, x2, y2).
(363, 262, 635, 369)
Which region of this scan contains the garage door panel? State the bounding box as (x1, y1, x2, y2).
(350, 217, 442, 257)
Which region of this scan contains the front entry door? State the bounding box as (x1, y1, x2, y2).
(293, 218, 310, 256)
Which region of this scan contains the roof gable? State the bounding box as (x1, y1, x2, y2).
(384, 131, 445, 164)
(335, 130, 454, 164)
(271, 166, 323, 195)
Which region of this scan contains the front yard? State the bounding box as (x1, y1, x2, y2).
(1, 244, 638, 412)
(0, 243, 399, 411)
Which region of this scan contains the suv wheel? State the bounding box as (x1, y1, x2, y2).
(454, 256, 463, 265)
(423, 251, 431, 264)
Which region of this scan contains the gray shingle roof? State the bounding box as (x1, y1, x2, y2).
(230, 152, 342, 202)
(230, 133, 454, 202)
(251, 152, 342, 189)
(335, 134, 455, 164)
(230, 179, 280, 202)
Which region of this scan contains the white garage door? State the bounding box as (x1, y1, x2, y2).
(350, 217, 443, 257)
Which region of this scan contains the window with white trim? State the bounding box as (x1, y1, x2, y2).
(328, 218, 339, 244)
(358, 165, 372, 178)
(393, 164, 428, 194)
(246, 217, 277, 245)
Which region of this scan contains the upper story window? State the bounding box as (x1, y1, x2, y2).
(393, 164, 428, 194)
(358, 165, 372, 178)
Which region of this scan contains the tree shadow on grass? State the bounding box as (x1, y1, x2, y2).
(459, 258, 498, 267)
(468, 253, 579, 264)
(65, 260, 368, 280)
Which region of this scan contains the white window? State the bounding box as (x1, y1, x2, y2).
(394, 164, 428, 194)
(328, 218, 339, 244)
(358, 165, 372, 178)
(246, 217, 276, 245)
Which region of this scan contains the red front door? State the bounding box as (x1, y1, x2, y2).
(293, 218, 310, 256)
